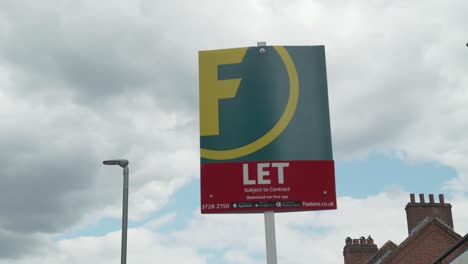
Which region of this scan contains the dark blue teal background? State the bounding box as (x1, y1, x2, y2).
(201, 46, 333, 163)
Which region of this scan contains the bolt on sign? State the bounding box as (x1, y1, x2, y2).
(199, 45, 336, 213)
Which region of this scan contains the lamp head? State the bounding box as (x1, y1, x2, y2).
(103, 159, 129, 168)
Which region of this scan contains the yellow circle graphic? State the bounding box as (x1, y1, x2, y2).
(201, 46, 299, 160)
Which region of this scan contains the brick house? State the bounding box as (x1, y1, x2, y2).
(343, 194, 468, 264)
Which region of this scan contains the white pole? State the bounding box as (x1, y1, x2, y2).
(257, 41, 278, 264)
(264, 211, 278, 264)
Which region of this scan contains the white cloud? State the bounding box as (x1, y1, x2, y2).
(11, 190, 468, 264)
(143, 212, 177, 230)
(167, 190, 409, 264)
(7, 228, 206, 264)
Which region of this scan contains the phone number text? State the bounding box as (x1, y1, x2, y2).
(201, 203, 230, 210)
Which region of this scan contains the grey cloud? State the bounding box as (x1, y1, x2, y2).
(0, 79, 197, 259)
(0, 0, 197, 111)
(325, 4, 467, 157)
(1, 144, 97, 233)
(0, 0, 202, 259)
(0, 230, 49, 259)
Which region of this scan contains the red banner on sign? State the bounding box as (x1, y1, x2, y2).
(200, 160, 336, 213)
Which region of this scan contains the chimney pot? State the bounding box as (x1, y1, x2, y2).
(406, 193, 453, 235)
(359, 237, 366, 244)
(410, 193, 415, 203)
(419, 193, 425, 203)
(345, 237, 352, 245)
(343, 236, 378, 264)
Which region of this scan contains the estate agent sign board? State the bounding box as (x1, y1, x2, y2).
(199, 45, 336, 213)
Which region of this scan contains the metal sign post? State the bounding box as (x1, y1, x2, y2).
(264, 211, 278, 264)
(258, 41, 278, 264)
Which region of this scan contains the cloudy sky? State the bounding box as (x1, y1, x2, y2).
(1, 0, 467, 263)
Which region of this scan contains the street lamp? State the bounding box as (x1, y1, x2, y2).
(103, 159, 129, 264)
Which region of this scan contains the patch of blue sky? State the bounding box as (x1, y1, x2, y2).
(199, 248, 265, 264)
(54, 217, 121, 241)
(287, 222, 332, 236)
(335, 152, 457, 198)
(56, 152, 456, 241)
(134, 177, 200, 233)
(199, 248, 228, 264)
(55, 178, 200, 241)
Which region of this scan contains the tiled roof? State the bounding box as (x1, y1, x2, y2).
(368, 240, 397, 264)
(409, 216, 453, 235)
(374, 217, 461, 264)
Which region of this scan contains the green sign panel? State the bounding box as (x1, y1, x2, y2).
(199, 45, 333, 163)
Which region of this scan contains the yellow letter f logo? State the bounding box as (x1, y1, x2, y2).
(199, 48, 247, 136)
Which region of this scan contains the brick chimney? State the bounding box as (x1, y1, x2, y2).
(343, 236, 378, 264)
(405, 193, 453, 235)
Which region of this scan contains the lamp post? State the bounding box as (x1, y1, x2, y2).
(103, 159, 129, 264)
